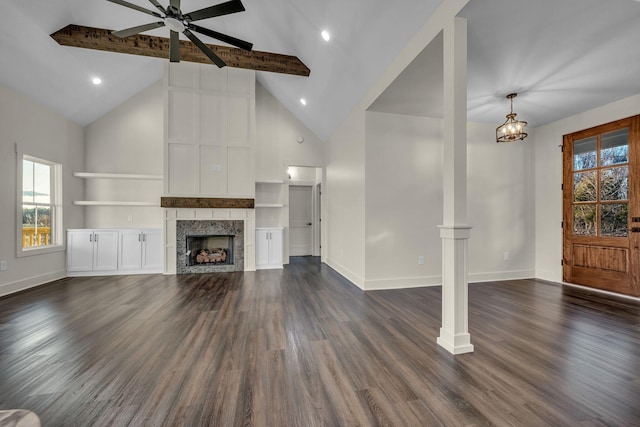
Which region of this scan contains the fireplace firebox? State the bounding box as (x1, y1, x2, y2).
(186, 235, 234, 266)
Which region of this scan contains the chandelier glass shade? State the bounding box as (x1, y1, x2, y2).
(496, 93, 528, 143)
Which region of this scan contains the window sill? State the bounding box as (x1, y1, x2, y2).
(17, 244, 65, 258)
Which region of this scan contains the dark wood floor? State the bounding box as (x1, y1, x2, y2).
(1, 257, 639, 426)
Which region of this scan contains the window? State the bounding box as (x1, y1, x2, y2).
(18, 154, 63, 256)
(572, 128, 629, 237)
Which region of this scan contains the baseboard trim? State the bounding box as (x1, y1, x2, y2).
(533, 269, 560, 283)
(469, 269, 535, 283)
(0, 269, 66, 298)
(364, 275, 441, 291)
(325, 258, 365, 289)
(67, 269, 164, 277)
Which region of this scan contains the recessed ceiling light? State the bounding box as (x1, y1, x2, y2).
(321, 30, 330, 42)
(300, 98, 307, 106)
(91, 77, 102, 85)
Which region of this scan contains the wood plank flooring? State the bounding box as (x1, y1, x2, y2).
(1, 257, 639, 426)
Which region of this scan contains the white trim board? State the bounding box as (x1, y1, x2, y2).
(325, 258, 365, 290)
(364, 275, 442, 290)
(0, 269, 66, 298)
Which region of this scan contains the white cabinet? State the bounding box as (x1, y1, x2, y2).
(119, 229, 164, 272)
(67, 230, 119, 273)
(67, 229, 163, 276)
(256, 227, 283, 270)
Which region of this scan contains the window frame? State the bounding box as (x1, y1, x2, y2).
(16, 150, 64, 257)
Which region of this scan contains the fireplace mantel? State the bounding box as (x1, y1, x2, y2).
(161, 197, 254, 209)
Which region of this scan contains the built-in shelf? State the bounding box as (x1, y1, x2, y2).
(74, 172, 163, 180)
(255, 203, 285, 208)
(288, 179, 316, 186)
(73, 201, 159, 206)
(256, 180, 285, 184)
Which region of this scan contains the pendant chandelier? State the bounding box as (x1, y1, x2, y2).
(496, 93, 528, 143)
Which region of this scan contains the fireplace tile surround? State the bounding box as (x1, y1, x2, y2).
(176, 220, 244, 273)
(164, 207, 256, 274)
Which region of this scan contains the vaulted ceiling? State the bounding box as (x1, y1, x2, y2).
(2, 0, 640, 141)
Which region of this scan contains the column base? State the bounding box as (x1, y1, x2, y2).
(437, 328, 474, 355)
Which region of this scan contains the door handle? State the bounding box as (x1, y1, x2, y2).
(307, 222, 312, 226)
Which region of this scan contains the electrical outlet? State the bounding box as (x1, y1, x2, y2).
(127, 215, 133, 222)
(503, 251, 510, 261)
(0, 260, 7, 271)
(418, 255, 425, 265)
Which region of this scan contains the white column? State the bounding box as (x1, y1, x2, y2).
(437, 16, 474, 355)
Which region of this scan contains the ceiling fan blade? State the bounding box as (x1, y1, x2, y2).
(107, 0, 163, 18)
(189, 24, 252, 51)
(184, 0, 245, 22)
(112, 21, 165, 38)
(183, 29, 226, 68)
(170, 30, 180, 62)
(168, 0, 180, 15)
(147, 0, 167, 14)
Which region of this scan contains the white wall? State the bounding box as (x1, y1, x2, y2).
(255, 83, 325, 180)
(363, 112, 535, 290)
(0, 84, 84, 297)
(365, 112, 443, 289)
(84, 81, 164, 228)
(255, 83, 325, 263)
(534, 93, 640, 282)
(467, 122, 535, 282)
(326, 109, 367, 288)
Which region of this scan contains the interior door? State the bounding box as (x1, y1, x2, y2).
(563, 115, 640, 296)
(289, 185, 312, 256)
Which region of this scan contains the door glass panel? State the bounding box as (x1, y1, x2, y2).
(601, 129, 628, 166)
(600, 203, 628, 237)
(600, 166, 628, 201)
(573, 136, 597, 170)
(573, 171, 597, 202)
(573, 205, 596, 236)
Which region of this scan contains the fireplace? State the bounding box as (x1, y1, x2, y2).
(186, 235, 234, 266)
(176, 220, 244, 274)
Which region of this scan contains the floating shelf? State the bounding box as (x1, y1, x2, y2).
(73, 201, 159, 206)
(74, 172, 163, 180)
(256, 180, 285, 184)
(255, 203, 285, 208)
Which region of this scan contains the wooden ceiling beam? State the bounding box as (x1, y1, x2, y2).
(50, 25, 310, 77)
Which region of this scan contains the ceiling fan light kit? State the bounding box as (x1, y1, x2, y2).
(106, 0, 253, 68)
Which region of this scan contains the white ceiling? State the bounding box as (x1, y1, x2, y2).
(372, 0, 640, 128)
(2, 0, 640, 140)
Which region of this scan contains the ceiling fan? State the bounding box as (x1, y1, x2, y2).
(107, 0, 253, 68)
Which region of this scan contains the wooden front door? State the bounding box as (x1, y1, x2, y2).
(563, 115, 640, 296)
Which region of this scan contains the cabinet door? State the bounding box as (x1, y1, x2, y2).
(67, 230, 94, 272)
(255, 229, 270, 267)
(269, 229, 284, 265)
(93, 231, 119, 271)
(119, 230, 142, 270)
(141, 229, 164, 271)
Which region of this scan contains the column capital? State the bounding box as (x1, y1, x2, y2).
(438, 225, 472, 239)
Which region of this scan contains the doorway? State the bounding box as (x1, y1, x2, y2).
(289, 185, 312, 256)
(288, 166, 322, 258)
(562, 114, 640, 296)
